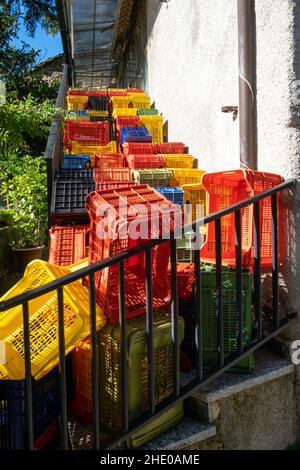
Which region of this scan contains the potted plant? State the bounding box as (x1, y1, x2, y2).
(1, 156, 48, 270)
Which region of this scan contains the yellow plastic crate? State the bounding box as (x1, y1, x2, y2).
(182, 183, 208, 236)
(130, 96, 151, 109)
(110, 96, 132, 109)
(140, 116, 164, 143)
(71, 141, 117, 156)
(127, 91, 146, 99)
(112, 108, 137, 118)
(170, 169, 206, 187)
(0, 260, 105, 380)
(88, 110, 109, 117)
(67, 96, 88, 110)
(163, 154, 196, 169)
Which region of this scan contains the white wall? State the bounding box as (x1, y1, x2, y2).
(147, 0, 239, 172)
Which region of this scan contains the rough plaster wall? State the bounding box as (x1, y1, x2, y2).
(147, 0, 239, 171)
(146, 0, 300, 440)
(217, 375, 296, 450)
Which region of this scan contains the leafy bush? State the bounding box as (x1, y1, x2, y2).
(1, 156, 48, 248)
(0, 94, 59, 157)
(0, 208, 13, 228)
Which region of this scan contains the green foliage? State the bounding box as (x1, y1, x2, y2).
(0, 94, 59, 157)
(0, 1, 60, 101)
(12, 72, 61, 102)
(0, 208, 13, 227)
(1, 156, 48, 248)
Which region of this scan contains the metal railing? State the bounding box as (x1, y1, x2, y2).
(0, 178, 297, 450)
(44, 64, 69, 222)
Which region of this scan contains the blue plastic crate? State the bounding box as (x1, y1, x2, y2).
(120, 126, 152, 145)
(0, 367, 60, 449)
(63, 154, 91, 169)
(156, 187, 184, 206)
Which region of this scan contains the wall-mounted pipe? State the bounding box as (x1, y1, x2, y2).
(237, 0, 257, 170)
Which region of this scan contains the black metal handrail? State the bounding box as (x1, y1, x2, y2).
(0, 178, 297, 450)
(44, 64, 69, 224)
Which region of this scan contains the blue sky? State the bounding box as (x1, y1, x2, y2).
(13, 20, 63, 62)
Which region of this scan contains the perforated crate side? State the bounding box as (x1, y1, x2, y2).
(0, 367, 60, 449)
(49, 225, 88, 266)
(99, 312, 184, 435)
(201, 268, 254, 372)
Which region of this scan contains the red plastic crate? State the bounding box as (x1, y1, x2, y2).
(94, 153, 124, 169)
(86, 185, 182, 322)
(34, 420, 59, 450)
(108, 90, 128, 98)
(122, 142, 156, 156)
(93, 168, 132, 182)
(115, 116, 141, 130)
(122, 142, 186, 156)
(64, 120, 110, 145)
(167, 263, 195, 299)
(155, 143, 185, 154)
(49, 225, 89, 266)
(96, 181, 136, 191)
(126, 154, 166, 169)
(70, 338, 92, 423)
(128, 88, 145, 93)
(201, 170, 284, 268)
(68, 89, 107, 97)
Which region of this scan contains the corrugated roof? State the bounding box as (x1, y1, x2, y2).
(70, 0, 119, 87)
(111, 0, 135, 59)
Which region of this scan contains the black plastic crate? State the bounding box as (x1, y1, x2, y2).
(0, 367, 60, 450)
(88, 96, 109, 111)
(56, 169, 94, 181)
(51, 180, 96, 217)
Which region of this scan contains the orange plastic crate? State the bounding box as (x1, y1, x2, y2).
(48, 225, 89, 266)
(93, 168, 132, 182)
(94, 153, 124, 169)
(167, 263, 195, 299)
(126, 154, 165, 169)
(86, 186, 182, 322)
(200, 170, 284, 268)
(70, 337, 93, 423)
(96, 181, 136, 191)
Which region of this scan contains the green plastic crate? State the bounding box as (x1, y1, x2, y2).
(132, 169, 173, 188)
(201, 266, 254, 373)
(138, 108, 159, 116)
(176, 232, 194, 263)
(99, 311, 184, 448)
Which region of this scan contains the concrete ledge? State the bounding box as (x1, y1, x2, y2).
(196, 348, 294, 403)
(142, 418, 216, 450)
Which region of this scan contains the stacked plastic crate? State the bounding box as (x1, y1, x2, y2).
(0, 86, 284, 449)
(69, 88, 188, 446)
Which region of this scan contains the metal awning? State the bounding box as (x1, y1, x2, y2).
(111, 0, 135, 59)
(58, 0, 119, 88)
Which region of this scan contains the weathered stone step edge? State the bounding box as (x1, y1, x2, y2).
(141, 417, 216, 450)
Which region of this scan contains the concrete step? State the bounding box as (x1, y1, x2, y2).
(141, 417, 216, 450)
(186, 347, 296, 450)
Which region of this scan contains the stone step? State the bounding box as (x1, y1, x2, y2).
(141, 417, 216, 450)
